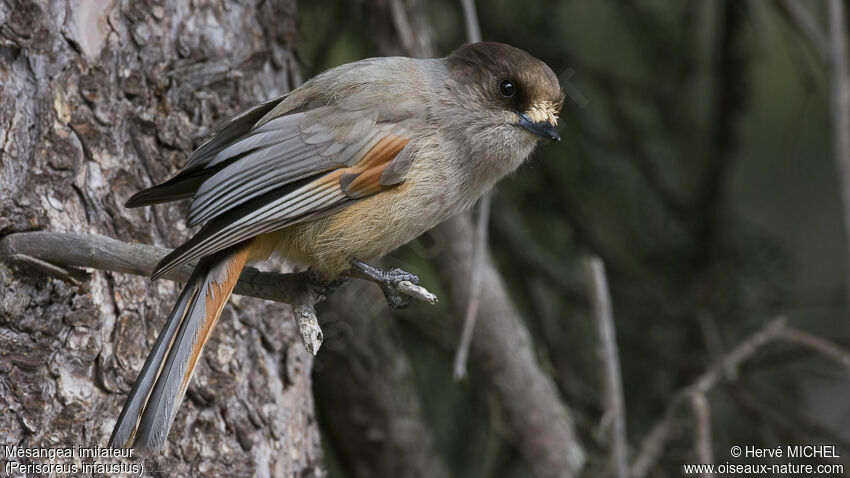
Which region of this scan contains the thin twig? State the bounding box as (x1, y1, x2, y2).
(460, 0, 482, 43)
(690, 392, 714, 471)
(388, 0, 417, 58)
(827, 0, 850, 302)
(587, 256, 628, 478)
(397, 280, 439, 304)
(5, 253, 90, 286)
(452, 0, 487, 381)
(777, 327, 850, 369)
(453, 195, 491, 380)
(777, 0, 829, 61)
(631, 317, 850, 477)
(291, 294, 323, 355)
(631, 318, 787, 478)
(0, 231, 437, 355)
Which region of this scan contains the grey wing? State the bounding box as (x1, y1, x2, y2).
(124, 94, 291, 207)
(125, 58, 427, 280)
(184, 105, 385, 226)
(148, 106, 416, 280)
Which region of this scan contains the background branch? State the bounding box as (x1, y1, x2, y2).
(453, 194, 490, 379)
(631, 317, 850, 477)
(452, 0, 488, 381)
(375, 0, 586, 474)
(587, 256, 628, 478)
(777, 0, 830, 61)
(828, 0, 850, 301)
(434, 215, 587, 477)
(631, 318, 786, 478)
(690, 392, 714, 472)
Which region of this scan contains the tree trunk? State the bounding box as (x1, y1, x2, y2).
(0, 1, 323, 475)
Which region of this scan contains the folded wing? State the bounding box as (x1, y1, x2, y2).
(139, 98, 416, 280)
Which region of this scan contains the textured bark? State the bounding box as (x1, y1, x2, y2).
(0, 1, 323, 475)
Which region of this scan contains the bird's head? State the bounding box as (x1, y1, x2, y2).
(444, 42, 564, 147)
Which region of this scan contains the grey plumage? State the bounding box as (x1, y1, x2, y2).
(109, 247, 250, 454)
(114, 42, 564, 455)
(125, 94, 290, 208)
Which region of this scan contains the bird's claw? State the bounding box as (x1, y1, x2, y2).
(379, 283, 416, 309)
(381, 268, 419, 286)
(349, 261, 418, 308)
(306, 269, 349, 296)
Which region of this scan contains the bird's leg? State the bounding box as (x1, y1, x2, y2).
(306, 268, 349, 296)
(349, 259, 419, 309)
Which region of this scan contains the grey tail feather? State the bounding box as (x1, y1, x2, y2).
(108, 261, 206, 454)
(108, 249, 238, 455)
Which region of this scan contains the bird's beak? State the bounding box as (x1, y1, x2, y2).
(518, 113, 561, 141)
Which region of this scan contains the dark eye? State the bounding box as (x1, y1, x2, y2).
(498, 79, 516, 98)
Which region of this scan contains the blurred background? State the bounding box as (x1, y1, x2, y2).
(300, 0, 850, 476)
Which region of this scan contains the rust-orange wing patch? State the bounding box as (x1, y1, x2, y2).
(339, 134, 410, 198)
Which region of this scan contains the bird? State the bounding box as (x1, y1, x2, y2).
(109, 41, 564, 455)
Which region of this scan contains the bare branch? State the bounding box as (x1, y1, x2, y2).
(777, 0, 829, 61)
(452, 0, 487, 381)
(292, 294, 323, 355)
(388, 0, 419, 59)
(777, 327, 850, 369)
(435, 215, 586, 477)
(460, 0, 482, 43)
(586, 256, 629, 478)
(397, 280, 439, 304)
(0, 231, 437, 355)
(631, 318, 787, 478)
(691, 318, 788, 395)
(388, 0, 434, 58)
(0, 231, 309, 301)
(827, 0, 850, 302)
(453, 195, 491, 380)
(777, 0, 850, 303)
(691, 393, 714, 470)
(631, 316, 850, 477)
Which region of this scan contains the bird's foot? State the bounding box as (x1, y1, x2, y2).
(349, 260, 419, 309)
(306, 269, 349, 296)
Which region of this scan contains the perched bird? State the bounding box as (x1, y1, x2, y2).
(110, 42, 564, 454)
